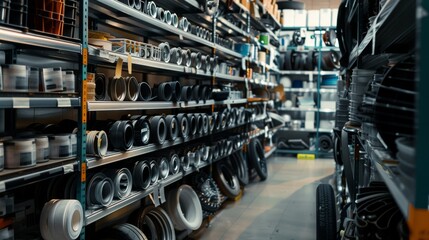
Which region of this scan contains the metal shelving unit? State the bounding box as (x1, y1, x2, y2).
(0, 159, 76, 193)
(85, 173, 183, 225)
(87, 122, 247, 169)
(0, 0, 282, 237)
(0, 26, 82, 53)
(0, 97, 80, 109)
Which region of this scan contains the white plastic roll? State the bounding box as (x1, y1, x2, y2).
(86, 130, 108, 157)
(4, 138, 36, 168)
(0, 142, 3, 171)
(166, 184, 203, 231)
(35, 136, 50, 163)
(40, 199, 83, 240)
(49, 134, 72, 159)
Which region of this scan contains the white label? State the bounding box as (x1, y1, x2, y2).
(0, 182, 5, 193)
(179, 35, 183, 40)
(57, 98, 71, 107)
(13, 98, 30, 108)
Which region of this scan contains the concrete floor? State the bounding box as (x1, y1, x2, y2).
(193, 155, 335, 240)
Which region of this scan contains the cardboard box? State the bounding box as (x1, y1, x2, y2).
(282, 9, 295, 27)
(294, 9, 307, 27)
(250, 2, 261, 19)
(273, 4, 278, 16)
(307, 10, 320, 28)
(331, 9, 339, 27)
(320, 8, 332, 27)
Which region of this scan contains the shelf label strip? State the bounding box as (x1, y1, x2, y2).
(57, 98, 72, 107)
(12, 98, 30, 108)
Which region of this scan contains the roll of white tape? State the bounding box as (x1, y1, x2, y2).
(40, 199, 83, 240)
(35, 136, 50, 163)
(49, 134, 72, 159)
(4, 138, 36, 168)
(0, 142, 3, 171)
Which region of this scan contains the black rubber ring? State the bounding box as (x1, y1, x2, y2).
(149, 116, 167, 144)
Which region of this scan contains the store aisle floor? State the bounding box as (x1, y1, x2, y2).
(191, 156, 335, 240)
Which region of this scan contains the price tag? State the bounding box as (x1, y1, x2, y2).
(127, 53, 132, 75)
(114, 57, 124, 78)
(179, 34, 183, 40)
(57, 98, 71, 107)
(13, 98, 30, 108)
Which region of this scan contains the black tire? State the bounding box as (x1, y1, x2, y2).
(248, 139, 268, 181)
(214, 161, 241, 198)
(284, 50, 293, 70)
(277, 0, 304, 10)
(318, 135, 333, 152)
(333, 135, 343, 165)
(102, 223, 148, 240)
(316, 184, 337, 240)
(306, 50, 314, 70)
(230, 152, 249, 186)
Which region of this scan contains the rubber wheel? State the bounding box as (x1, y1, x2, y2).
(316, 184, 337, 240)
(230, 152, 249, 186)
(248, 139, 268, 181)
(102, 223, 148, 240)
(318, 135, 333, 152)
(277, 0, 304, 10)
(306, 50, 314, 70)
(214, 161, 241, 198)
(284, 50, 293, 70)
(333, 135, 343, 165)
